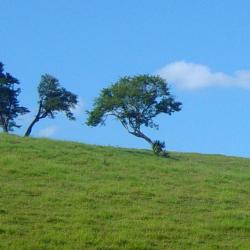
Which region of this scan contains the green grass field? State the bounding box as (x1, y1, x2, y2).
(0, 134, 250, 249)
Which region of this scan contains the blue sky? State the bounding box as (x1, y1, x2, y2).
(1, 0, 250, 157)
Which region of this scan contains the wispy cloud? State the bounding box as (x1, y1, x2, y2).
(38, 126, 58, 137)
(157, 61, 250, 90)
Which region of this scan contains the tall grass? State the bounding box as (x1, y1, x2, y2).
(0, 134, 250, 249)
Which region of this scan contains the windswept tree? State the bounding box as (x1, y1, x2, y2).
(24, 74, 78, 137)
(0, 62, 29, 133)
(86, 75, 182, 154)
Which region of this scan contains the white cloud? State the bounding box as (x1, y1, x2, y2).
(157, 61, 250, 90)
(38, 126, 58, 137)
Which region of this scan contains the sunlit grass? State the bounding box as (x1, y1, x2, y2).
(0, 134, 249, 249)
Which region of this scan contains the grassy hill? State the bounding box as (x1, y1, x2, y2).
(0, 134, 250, 250)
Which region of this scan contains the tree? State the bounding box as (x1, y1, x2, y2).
(0, 62, 29, 133)
(86, 75, 182, 152)
(24, 74, 78, 137)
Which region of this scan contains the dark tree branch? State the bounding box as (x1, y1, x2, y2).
(24, 101, 43, 137)
(129, 130, 153, 145)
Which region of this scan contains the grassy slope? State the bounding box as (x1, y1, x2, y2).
(0, 134, 250, 250)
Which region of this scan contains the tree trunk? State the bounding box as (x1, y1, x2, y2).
(24, 117, 39, 137)
(0, 114, 8, 133)
(130, 131, 153, 146)
(2, 125, 8, 133)
(24, 102, 43, 137)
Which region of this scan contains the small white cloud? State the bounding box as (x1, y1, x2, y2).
(71, 97, 84, 116)
(38, 126, 58, 137)
(157, 61, 250, 90)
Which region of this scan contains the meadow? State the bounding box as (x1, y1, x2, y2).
(0, 134, 250, 249)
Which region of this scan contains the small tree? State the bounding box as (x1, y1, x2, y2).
(0, 62, 29, 133)
(24, 74, 78, 137)
(86, 75, 182, 152)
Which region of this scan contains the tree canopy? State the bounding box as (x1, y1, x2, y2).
(0, 62, 29, 132)
(86, 75, 182, 150)
(0, 61, 182, 155)
(24, 74, 78, 136)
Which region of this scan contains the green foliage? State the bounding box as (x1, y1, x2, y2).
(24, 74, 78, 136)
(0, 134, 250, 249)
(38, 74, 77, 120)
(87, 75, 182, 147)
(0, 62, 29, 132)
(152, 140, 167, 156)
